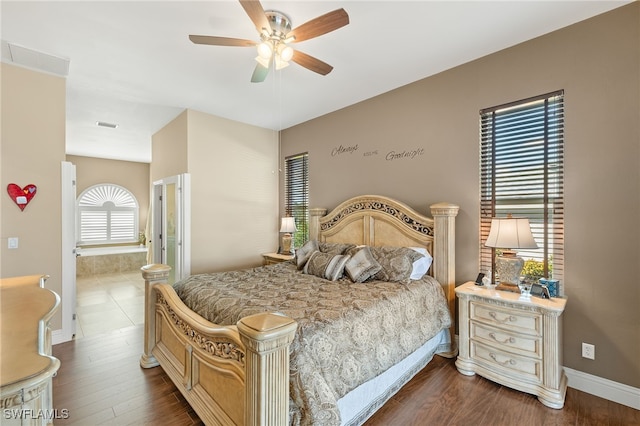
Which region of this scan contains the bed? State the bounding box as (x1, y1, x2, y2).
(140, 195, 459, 425)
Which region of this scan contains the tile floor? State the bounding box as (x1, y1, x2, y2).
(75, 271, 145, 339)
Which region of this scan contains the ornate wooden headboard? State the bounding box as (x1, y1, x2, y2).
(309, 195, 459, 328)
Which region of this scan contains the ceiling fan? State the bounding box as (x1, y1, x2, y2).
(189, 0, 349, 83)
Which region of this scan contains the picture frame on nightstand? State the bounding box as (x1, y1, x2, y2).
(530, 283, 551, 299)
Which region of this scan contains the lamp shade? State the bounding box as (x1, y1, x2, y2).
(485, 217, 538, 249)
(280, 217, 297, 233)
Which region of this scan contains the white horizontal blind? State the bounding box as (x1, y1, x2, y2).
(480, 91, 564, 285)
(77, 184, 139, 245)
(79, 211, 108, 242)
(285, 153, 309, 247)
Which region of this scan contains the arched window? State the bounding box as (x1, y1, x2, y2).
(77, 184, 139, 245)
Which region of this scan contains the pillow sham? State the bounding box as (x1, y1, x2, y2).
(303, 251, 351, 281)
(344, 246, 383, 283)
(318, 241, 357, 256)
(409, 247, 433, 280)
(368, 246, 425, 283)
(296, 239, 319, 269)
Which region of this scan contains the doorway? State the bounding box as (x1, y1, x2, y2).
(152, 174, 191, 285)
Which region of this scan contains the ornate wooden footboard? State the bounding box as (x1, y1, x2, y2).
(140, 264, 297, 425)
(140, 195, 458, 425)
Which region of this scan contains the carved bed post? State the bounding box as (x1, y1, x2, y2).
(430, 202, 460, 354)
(309, 208, 327, 241)
(140, 264, 171, 369)
(237, 313, 298, 426)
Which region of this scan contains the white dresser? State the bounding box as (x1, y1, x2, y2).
(0, 275, 61, 425)
(455, 281, 567, 409)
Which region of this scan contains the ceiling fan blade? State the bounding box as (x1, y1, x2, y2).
(251, 62, 270, 83)
(287, 9, 349, 43)
(189, 35, 256, 47)
(291, 50, 333, 76)
(239, 0, 271, 33)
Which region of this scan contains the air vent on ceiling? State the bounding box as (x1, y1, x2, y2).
(96, 121, 119, 129)
(6, 42, 70, 77)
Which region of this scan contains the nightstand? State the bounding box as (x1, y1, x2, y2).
(455, 281, 567, 409)
(262, 252, 295, 266)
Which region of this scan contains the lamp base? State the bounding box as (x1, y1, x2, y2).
(281, 233, 293, 255)
(495, 254, 524, 293)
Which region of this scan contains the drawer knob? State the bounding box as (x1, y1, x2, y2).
(489, 311, 517, 324)
(489, 352, 517, 366)
(488, 332, 516, 344)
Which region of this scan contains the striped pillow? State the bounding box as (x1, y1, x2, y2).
(303, 251, 350, 281)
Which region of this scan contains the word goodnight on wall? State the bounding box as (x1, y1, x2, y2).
(385, 148, 425, 161)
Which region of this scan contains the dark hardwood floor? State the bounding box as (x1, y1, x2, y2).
(52, 325, 639, 425)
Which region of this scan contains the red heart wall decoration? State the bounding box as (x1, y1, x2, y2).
(7, 183, 37, 211)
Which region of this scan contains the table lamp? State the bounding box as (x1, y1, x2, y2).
(485, 215, 538, 293)
(280, 217, 297, 255)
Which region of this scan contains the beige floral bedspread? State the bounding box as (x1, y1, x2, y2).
(173, 261, 452, 425)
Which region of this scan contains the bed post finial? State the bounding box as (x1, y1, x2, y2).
(140, 264, 171, 369)
(430, 203, 459, 356)
(309, 208, 327, 241)
(237, 313, 297, 426)
(430, 203, 459, 285)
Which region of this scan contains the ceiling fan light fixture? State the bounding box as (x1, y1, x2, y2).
(275, 56, 290, 70)
(257, 41, 273, 59)
(278, 45, 294, 62)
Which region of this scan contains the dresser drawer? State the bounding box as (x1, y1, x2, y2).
(471, 340, 542, 384)
(471, 321, 542, 358)
(470, 301, 541, 336)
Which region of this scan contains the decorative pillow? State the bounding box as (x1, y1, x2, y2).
(409, 247, 433, 280)
(318, 241, 357, 256)
(345, 246, 383, 283)
(303, 251, 351, 281)
(368, 246, 425, 283)
(296, 240, 319, 269)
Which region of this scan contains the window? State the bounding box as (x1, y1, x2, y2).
(284, 153, 309, 248)
(480, 91, 564, 287)
(77, 184, 139, 245)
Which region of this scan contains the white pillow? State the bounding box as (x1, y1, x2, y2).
(409, 247, 433, 280)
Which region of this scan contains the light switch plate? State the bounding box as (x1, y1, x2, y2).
(8, 237, 18, 249)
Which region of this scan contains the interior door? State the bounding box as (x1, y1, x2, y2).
(60, 161, 77, 342)
(152, 174, 190, 284)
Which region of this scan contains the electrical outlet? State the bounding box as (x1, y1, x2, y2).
(582, 342, 595, 360)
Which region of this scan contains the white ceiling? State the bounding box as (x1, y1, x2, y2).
(1, 1, 631, 163)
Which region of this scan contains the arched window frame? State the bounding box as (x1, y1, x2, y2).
(76, 183, 139, 245)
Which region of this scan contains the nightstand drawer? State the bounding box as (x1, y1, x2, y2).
(471, 321, 541, 358)
(471, 340, 542, 384)
(470, 301, 541, 336)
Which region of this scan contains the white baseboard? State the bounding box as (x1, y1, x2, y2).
(51, 328, 72, 345)
(564, 367, 640, 410)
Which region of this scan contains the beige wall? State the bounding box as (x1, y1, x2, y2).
(66, 155, 150, 236)
(1, 63, 66, 329)
(152, 109, 279, 274)
(151, 110, 188, 182)
(280, 4, 640, 388)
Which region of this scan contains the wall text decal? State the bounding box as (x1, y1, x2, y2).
(331, 144, 359, 156)
(385, 148, 425, 161)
